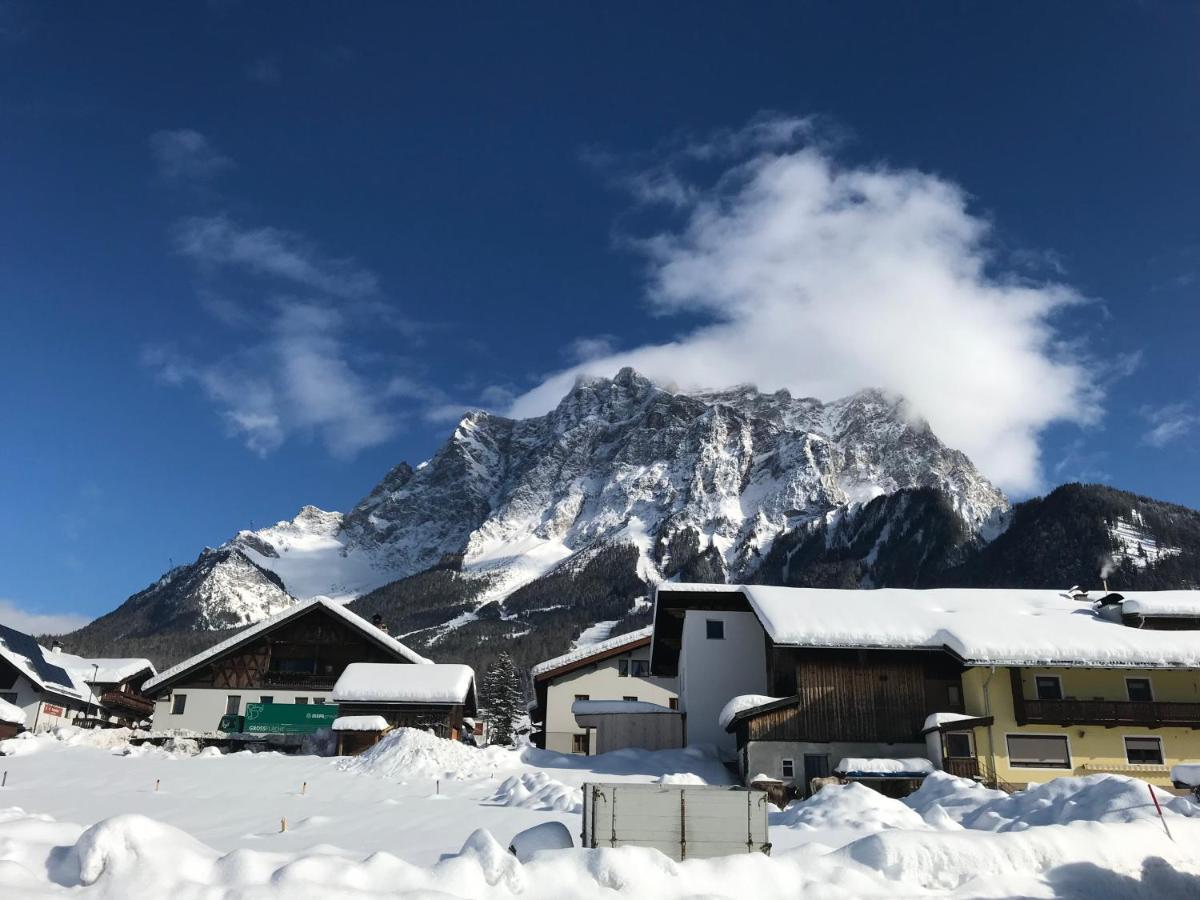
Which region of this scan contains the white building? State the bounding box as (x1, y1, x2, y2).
(0, 624, 153, 732)
(144, 597, 428, 734)
(531, 627, 678, 754)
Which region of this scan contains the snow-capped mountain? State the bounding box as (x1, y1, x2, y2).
(83, 369, 1006, 648)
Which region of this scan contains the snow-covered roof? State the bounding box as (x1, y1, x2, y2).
(332, 715, 391, 732)
(333, 663, 474, 705)
(1170, 763, 1200, 787)
(51, 650, 155, 684)
(0, 625, 81, 699)
(835, 757, 934, 777)
(1120, 592, 1200, 618)
(656, 584, 1200, 668)
(0, 695, 25, 726)
(531, 627, 652, 678)
(572, 699, 677, 716)
(922, 712, 978, 733)
(718, 694, 784, 730)
(145, 596, 429, 693)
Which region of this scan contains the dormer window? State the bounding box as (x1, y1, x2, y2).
(1035, 676, 1063, 701)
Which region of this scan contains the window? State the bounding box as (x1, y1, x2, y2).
(572, 733, 589, 754)
(574, 694, 589, 702)
(260, 696, 274, 705)
(781, 758, 795, 779)
(947, 684, 962, 707)
(0, 692, 17, 705)
(706, 619, 725, 640)
(668, 698, 679, 710)
(1126, 678, 1154, 702)
(623, 696, 638, 702)
(225, 695, 241, 715)
(1007, 734, 1070, 769)
(1034, 676, 1063, 701)
(295, 697, 308, 705)
(945, 731, 974, 759)
(171, 694, 187, 715)
(618, 659, 629, 677)
(312, 698, 325, 705)
(1125, 737, 1164, 765)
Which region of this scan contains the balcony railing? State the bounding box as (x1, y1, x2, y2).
(261, 671, 338, 690)
(1018, 698, 1200, 727)
(944, 757, 980, 779)
(99, 690, 155, 716)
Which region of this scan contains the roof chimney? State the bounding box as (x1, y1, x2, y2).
(370, 613, 390, 635)
(50, 639, 63, 654)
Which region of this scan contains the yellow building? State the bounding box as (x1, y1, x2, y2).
(953, 664, 1200, 789)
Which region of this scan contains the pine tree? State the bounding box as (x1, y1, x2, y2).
(481, 651, 523, 746)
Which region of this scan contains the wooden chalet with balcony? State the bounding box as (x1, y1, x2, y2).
(143, 597, 428, 734)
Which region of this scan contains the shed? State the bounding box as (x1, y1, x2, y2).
(332, 663, 476, 743)
(331, 714, 392, 756)
(571, 699, 684, 754)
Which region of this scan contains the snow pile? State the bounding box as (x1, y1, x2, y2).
(837, 820, 1194, 894)
(958, 773, 1195, 831)
(902, 772, 1007, 824)
(333, 662, 474, 703)
(0, 696, 25, 726)
(773, 782, 931, 833)
(657, 772, 707, 785)
(836, 758, 934, 776)
(485, 772, 582, 812)
(717, 694, 781, 730)
(332, 715, 390, 732)
(339, 727, 516, 780)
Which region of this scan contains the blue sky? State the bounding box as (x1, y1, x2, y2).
(1, 2, 1197, 629)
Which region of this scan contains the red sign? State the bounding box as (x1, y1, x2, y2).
(42, 704, 64, 717)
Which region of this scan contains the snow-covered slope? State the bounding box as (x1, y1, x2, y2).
(238, 369, 1005, 606)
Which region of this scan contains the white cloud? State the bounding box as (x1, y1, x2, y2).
(0, 598, 90, 635)
(145, 301, 396, 458)
(149, 129, 234, 183)
(173, 215, 379, 299)
(1139, 402, 1198, 448)
(511, 117, 1098, 492)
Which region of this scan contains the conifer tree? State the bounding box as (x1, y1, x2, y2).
(481, 651, 523, 746)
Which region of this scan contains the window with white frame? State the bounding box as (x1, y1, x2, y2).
(1007, 734, 1070, 768)
(1124, 736, 1164, 765)
(781, 758, 795, 778)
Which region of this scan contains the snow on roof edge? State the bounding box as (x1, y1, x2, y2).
(531, 626, 653, 678)
(145, 596, 429, 693)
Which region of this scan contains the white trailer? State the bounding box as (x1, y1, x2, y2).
(581, 783, 771, 861)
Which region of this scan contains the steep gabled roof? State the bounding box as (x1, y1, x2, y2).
(144, 596, 430, 694)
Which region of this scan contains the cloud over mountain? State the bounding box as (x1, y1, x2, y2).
(511, 116, 1098, 492)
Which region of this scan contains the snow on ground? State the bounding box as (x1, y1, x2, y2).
(1, 729, 1199, 897)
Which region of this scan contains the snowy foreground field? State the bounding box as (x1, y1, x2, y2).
(2, 728, 1200, 898)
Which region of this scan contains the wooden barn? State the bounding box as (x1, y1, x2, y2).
(331, 662, 476, 752)
(143, 597, 428, 734)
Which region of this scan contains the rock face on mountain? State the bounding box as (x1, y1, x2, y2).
(62, 369, 1016, 672)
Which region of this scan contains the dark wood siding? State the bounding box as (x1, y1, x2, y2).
(750, 649, 961, 743)
(174, 606, 406, 690)
(338, 702, 465, 739)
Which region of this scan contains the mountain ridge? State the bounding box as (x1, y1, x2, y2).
(60, 369, 1200, 675)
